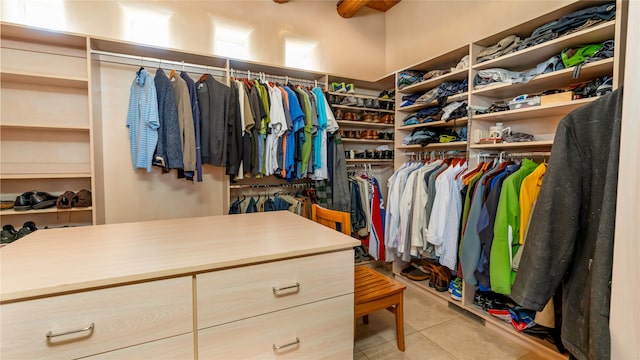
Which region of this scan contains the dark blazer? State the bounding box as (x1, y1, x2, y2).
(154, 69, 183, 170)
(198, 76, 229, 167)
(511, 88, 623, 360)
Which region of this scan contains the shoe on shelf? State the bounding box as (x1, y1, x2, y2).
(332, 82, 346, 93)
(379, 89, 389, 99)
(341, 96, 357, 106)
(356, 97, 365, 107)
(363, 98, 373, 108)
(1, 200, 14, 210)
(13, 191, 35, 211)
(346, 83, 355, 94)
(71, 189, 92, 208)
(449, 278, 462, 301)
(1, 224, 18, 245)
(15, 221, 37, 240)
(372, 99, 381, 109)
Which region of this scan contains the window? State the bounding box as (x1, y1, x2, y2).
(214, 23, 252, 60)
(285, 39, 317, 70)
(121, 5, 172, 47)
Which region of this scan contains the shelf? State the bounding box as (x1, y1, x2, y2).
(0, 71, 88, 89)
(345, 159, 394, 164)
(397, 141, 468, 150)
(0, 123, 90, 131)
(342, 139, 394, 144)
(0, 206, 92, 216)
(332, 104, 395, 113)
(469, 140, 553, 150)
(327, 91, 394, 102)
(398, 117, 468, 130)
(337, 120, 393, 129)
(399, 68, 469, 94)
(398, 92, 467, 112)
(472, 58, 614, 98)
(393, 272, 455, 303)
(0, 173, 91, 180)
(471, 97, 596, 122)
(473, 20, 615, 71)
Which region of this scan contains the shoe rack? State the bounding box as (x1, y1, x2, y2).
(390, 0, 627, 358)
(328, 76, 396, 166)
(0, 23, 95, 229)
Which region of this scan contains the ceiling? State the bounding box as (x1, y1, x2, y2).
(272, 0, 402, 18)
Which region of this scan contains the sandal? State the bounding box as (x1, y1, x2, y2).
(71, 189, 92, 208)
(31, 191, 58, 210)
(56, 191, 75, 209)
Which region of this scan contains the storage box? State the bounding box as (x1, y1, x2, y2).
(508, 95, 541, 110)
(540, 91, 574, 105)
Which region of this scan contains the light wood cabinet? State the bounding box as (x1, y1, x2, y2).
(0, 24, 95, 229)
(0, 212, 359, 359)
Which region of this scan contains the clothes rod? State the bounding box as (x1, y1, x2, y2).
(229, 182, 313, 189)
(230, 68, 324, 87)
(91, 49, 227, 74)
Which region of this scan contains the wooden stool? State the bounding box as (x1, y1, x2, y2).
(354, 266, 406, 351)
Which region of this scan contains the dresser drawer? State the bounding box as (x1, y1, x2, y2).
(1, 277, 193, 360)
(198, 294, 353, 359)
(80, 333, 194, 360)
(197, 250, 353, 329)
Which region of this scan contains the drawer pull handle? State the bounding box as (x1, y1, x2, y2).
(273, 337, 300, 351)
(272, 282, 300, 295)
(46, 322, 95, 340)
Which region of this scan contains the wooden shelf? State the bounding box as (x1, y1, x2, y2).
(469, 140, 553, 150)
(327, 91, 394, 102)
(397, 141, 467, 150)
(332, 104, 394, 113)
(471, 97, 596, 122)
(393, 272, 454, 302)
(0, 123, 90, 131)
(0, 173, 91, 180)
(398, 92, 467, 112)
(399, 68, 469, 94)
(342, 138, 394, 144)
(345, 159, 393, 164)
(472, 58, 614, 98)
(473, 20, 615, 71)
(337, 120, 393, 129)
(0, 206, 92, 216)
(0, 70, 88, 89)
(398, 117, 468, 130)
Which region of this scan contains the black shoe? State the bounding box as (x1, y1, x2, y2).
(15, 221, 37, 240)
(1, 224, 18, 244)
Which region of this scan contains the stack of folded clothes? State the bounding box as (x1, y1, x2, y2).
(403, 128, 440, 146)
(400, 93, 421, 107)
(477, 35, 522, 63)
(516, 2, 615, 52)
(441, 101, 467, 121)
(397, 70, 424, 90)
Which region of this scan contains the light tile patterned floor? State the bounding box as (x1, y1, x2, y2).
(354, 266, 554, 360)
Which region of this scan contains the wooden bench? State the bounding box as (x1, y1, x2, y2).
(354, 266, 406, 351)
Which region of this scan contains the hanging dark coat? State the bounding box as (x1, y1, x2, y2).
(511, 88, 623, 360)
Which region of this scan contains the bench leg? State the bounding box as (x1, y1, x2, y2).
(395, 297, 405, 351)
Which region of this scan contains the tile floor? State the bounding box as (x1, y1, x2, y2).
(354, 266, 552, 360)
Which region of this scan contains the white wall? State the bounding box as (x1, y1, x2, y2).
(1, 0, 387, 80)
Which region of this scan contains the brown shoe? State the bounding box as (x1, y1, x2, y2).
(343, 112, 353, 121)
(372, 114, 381, 123)
(335, 109, 343, 120)
(363, 113, 372, 122)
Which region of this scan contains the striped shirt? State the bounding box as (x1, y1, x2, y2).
(127, 69, 159, 172)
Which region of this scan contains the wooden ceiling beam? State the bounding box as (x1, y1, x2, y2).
(337, 0, 371, 18)
(365, 0, 401, 12)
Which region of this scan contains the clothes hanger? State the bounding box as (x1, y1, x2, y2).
(169, 69, 176, 79)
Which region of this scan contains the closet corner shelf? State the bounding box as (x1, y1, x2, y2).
(471, 20, 615, 71)
(399, 67, 469, 94)
(471, 97, 596, 122)
(0, 206, 93, 217)
(342, 139, 394, 144)
(337, 120, 393, 129)
(345, 159, 393, 164)
(0, 173, 92, 180)
(469, 140, 553, 150)
(332, 104, 395, 113)
(327, 91, 394, 102)
(471, 58, 614, 98)
(0, 123, 90, 131)
(397, 141, 467, 150)
(397, 118, 468, 130)
(397, 92, 467, 113)
(0, 70, 88, 89)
